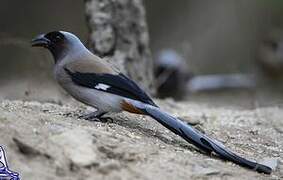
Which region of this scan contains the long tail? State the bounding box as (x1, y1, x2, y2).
(130, 101, 272, 174)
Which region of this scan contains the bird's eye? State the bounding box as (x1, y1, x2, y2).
(52, 34, 64, 43)
(55, 35, 62, 40)
(45, 31, 64, 43)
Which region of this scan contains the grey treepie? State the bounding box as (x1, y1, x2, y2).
(31, 31, 272, 174)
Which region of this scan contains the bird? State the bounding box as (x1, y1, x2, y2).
(154, 49, 191, 99)
(31, 31, 272, 174)
(155, 49, 255, 99)
(257, 28, 283, 78)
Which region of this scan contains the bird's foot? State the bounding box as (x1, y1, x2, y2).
(99, 117, 114, 123)
(79, 111, 113, 123)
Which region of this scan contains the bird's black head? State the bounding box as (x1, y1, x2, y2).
(31, 31, 67, 60)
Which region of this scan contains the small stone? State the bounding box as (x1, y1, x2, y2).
(127, 132, 141, 139)
(97, 161, 121, 174)
(259, 158, 279, 170)
(194, 166, 220, 176)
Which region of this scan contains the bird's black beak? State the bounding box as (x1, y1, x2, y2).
(31, 34, 50, 47)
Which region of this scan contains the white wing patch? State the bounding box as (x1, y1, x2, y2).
(95, 83, 111, 90)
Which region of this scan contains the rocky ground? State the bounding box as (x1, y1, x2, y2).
(0, 94, 282, 180)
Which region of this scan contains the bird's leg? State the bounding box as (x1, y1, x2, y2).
(79, 110, 112, 122)
(79, 110, 106, 120)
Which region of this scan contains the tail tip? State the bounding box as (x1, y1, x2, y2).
(254, 164, 272, 174)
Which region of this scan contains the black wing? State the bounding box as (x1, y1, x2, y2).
(65, 68, 157, 107)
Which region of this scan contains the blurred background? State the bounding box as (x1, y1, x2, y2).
(1, 0, 283, 108)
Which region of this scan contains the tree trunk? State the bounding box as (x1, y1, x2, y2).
(84, 0, 155, 95)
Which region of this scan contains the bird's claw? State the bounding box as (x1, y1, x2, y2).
(78, 114, 113, 123)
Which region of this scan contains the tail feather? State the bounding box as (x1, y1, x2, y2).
(131, 101, 272, 174)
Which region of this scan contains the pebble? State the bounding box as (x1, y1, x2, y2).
(97, 161, 121, 174)
(259, 157, 279, 170)
(194, 166, 220, 176)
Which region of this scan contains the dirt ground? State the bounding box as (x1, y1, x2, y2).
(0, 92, 282, 180)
